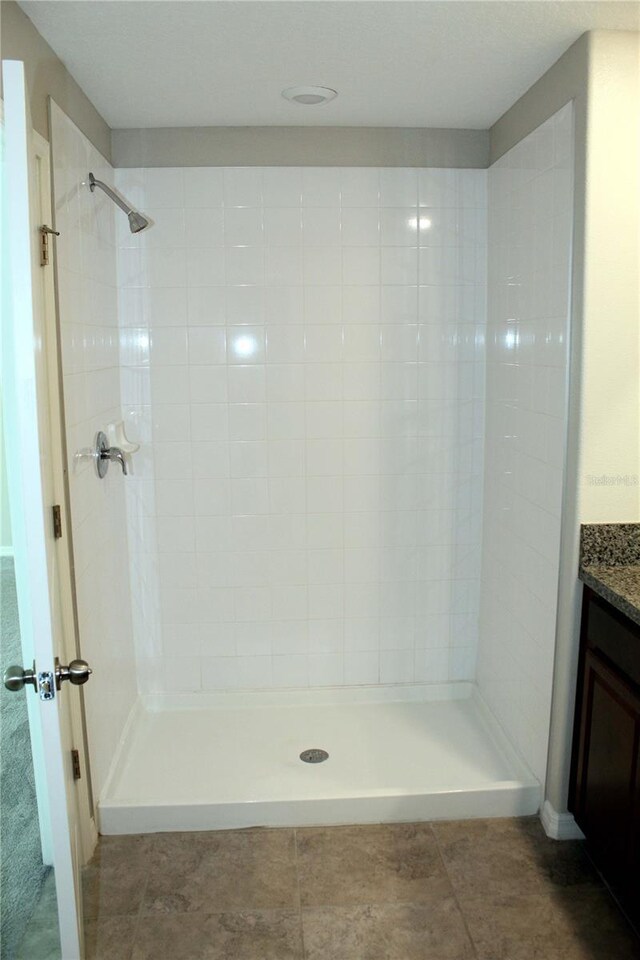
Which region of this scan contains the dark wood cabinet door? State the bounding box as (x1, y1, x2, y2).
(573, 647, 640, 912)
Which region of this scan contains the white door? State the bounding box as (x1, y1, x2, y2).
(2, 59, 86, 960)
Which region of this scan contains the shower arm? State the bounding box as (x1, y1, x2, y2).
(88, 173, 134, 217)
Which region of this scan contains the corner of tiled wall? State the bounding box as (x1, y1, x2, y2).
(477, 102, 573, 785)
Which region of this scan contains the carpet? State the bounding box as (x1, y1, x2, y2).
(0, 556, 48, 960)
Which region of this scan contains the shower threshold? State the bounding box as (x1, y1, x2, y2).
(98, 683, 541, 834)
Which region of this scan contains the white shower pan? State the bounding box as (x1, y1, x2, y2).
(98, 683, 541, 835)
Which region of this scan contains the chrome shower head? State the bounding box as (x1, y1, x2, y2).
(88, 172, 151, 234)
(128, 210, 150, 234)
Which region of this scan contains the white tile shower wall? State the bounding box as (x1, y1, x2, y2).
(50, 104, 139, 796)
(477, 104, 573, 785)
(115, 166, 487, 692)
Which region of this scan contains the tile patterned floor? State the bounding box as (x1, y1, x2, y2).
(83, 818, 640, 959)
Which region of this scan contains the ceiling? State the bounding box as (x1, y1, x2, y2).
(19, 0, 640, 129)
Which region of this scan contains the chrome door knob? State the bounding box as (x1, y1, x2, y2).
(3, 663, 37, 692)
(55, 658, 92, 689)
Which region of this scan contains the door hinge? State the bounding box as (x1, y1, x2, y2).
(52, 504, 63, 539)
(71, 749, 82, 781)
(39, 225, 60, 266)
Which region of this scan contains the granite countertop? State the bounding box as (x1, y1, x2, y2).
(579, 523, 640, 628)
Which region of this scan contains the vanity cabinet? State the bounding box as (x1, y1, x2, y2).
(570, 588, 640, 925)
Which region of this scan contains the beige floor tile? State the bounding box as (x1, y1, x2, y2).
(297, 822, 452, 907)
(132, 909, 303, 960)
(82, 861, 149, 919)
(301, 900, 476, 959)
(143, 828, 298, 913)
(459, 888, 640, 960)
(83, 833, 154, 919)
(84, 916, 137, 960)
(87, 834, 152, 870)
(433, 816, 598, 900)
(82, 818, 638, 959)
(431, 817, 542, 845)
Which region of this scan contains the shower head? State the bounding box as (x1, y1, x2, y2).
(128, 210, 150, 234)
(88, 172, 151, 234)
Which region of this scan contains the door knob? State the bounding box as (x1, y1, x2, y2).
(55, 658, 92, 689)
(3, 663, 37, 692)
(3, 659, 92, 693)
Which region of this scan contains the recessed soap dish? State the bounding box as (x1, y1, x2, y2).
(106, 420, 140, 454)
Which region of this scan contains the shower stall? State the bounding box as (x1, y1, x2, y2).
(50, 98, 573, 833)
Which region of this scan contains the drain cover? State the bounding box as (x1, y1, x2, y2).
(300, 748, 329, 764)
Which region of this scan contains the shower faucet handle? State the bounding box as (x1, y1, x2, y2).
(95, 431, 129, 477)
(104, 447, 128, 476)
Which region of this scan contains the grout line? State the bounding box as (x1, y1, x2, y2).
(293, 828, 306, 959)
(128, 841, 153, 960)
(430, 823, 480, 960)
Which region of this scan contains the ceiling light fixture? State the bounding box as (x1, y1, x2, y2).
(282, 85, 338, 106)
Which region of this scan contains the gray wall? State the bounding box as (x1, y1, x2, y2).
(111, 124, 489, 168)
(489, 32, 589, 163)
(0, 0, 111, 160)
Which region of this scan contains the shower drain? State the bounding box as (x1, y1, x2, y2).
(300, 748, 329, 764)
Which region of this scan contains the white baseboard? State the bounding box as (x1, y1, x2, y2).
(540, 799, 585, 840)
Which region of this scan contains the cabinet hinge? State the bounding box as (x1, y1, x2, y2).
(71, 749, 82, 781)
(52, 504, 63, 539)
(39, 225, 60, 266)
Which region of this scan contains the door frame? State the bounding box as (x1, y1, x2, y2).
(31, 126, 97, 868)
(1, 103, 96, 868)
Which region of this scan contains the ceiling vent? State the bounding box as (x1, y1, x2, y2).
(282, 85, 338, 106)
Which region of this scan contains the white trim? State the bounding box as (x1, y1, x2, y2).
(32, 125, 97, 868)
(0, 100, 11, 560)
(3, 58, 82, 958)
(32, 128, 49, 157)
(540, 799, 585, 840)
